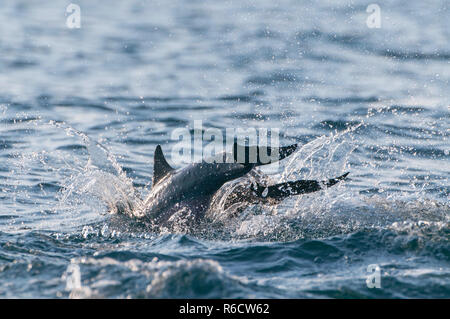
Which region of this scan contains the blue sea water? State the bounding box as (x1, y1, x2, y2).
(0, 0, 449, 298)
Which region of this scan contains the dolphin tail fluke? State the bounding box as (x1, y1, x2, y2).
(253, 172, 349, 200)
(324, 172, 349, 187)
(153, 145, 175, 185)
(233, 142, 298, 166)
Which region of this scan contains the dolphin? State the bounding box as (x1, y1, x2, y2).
(132, 143, 349, 225)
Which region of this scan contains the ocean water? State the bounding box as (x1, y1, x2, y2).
(0, 0, 449, 298)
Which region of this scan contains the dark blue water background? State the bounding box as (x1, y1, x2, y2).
(0, 0, 448, 298)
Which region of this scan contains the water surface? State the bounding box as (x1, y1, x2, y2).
(0, 0, 449, 298)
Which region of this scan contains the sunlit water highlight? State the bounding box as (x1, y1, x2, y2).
(0, 0, 449, 298)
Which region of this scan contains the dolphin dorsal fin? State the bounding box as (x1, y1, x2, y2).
(153, 145, 174, 185)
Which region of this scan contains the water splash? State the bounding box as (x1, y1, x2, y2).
(3, 119, 144, 232)
(47, 121, 144, 218)
(205, 121, 449, 242)
(3, 112, 447, 242)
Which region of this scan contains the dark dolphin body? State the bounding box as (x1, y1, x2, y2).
(135, 144, 348, 225)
